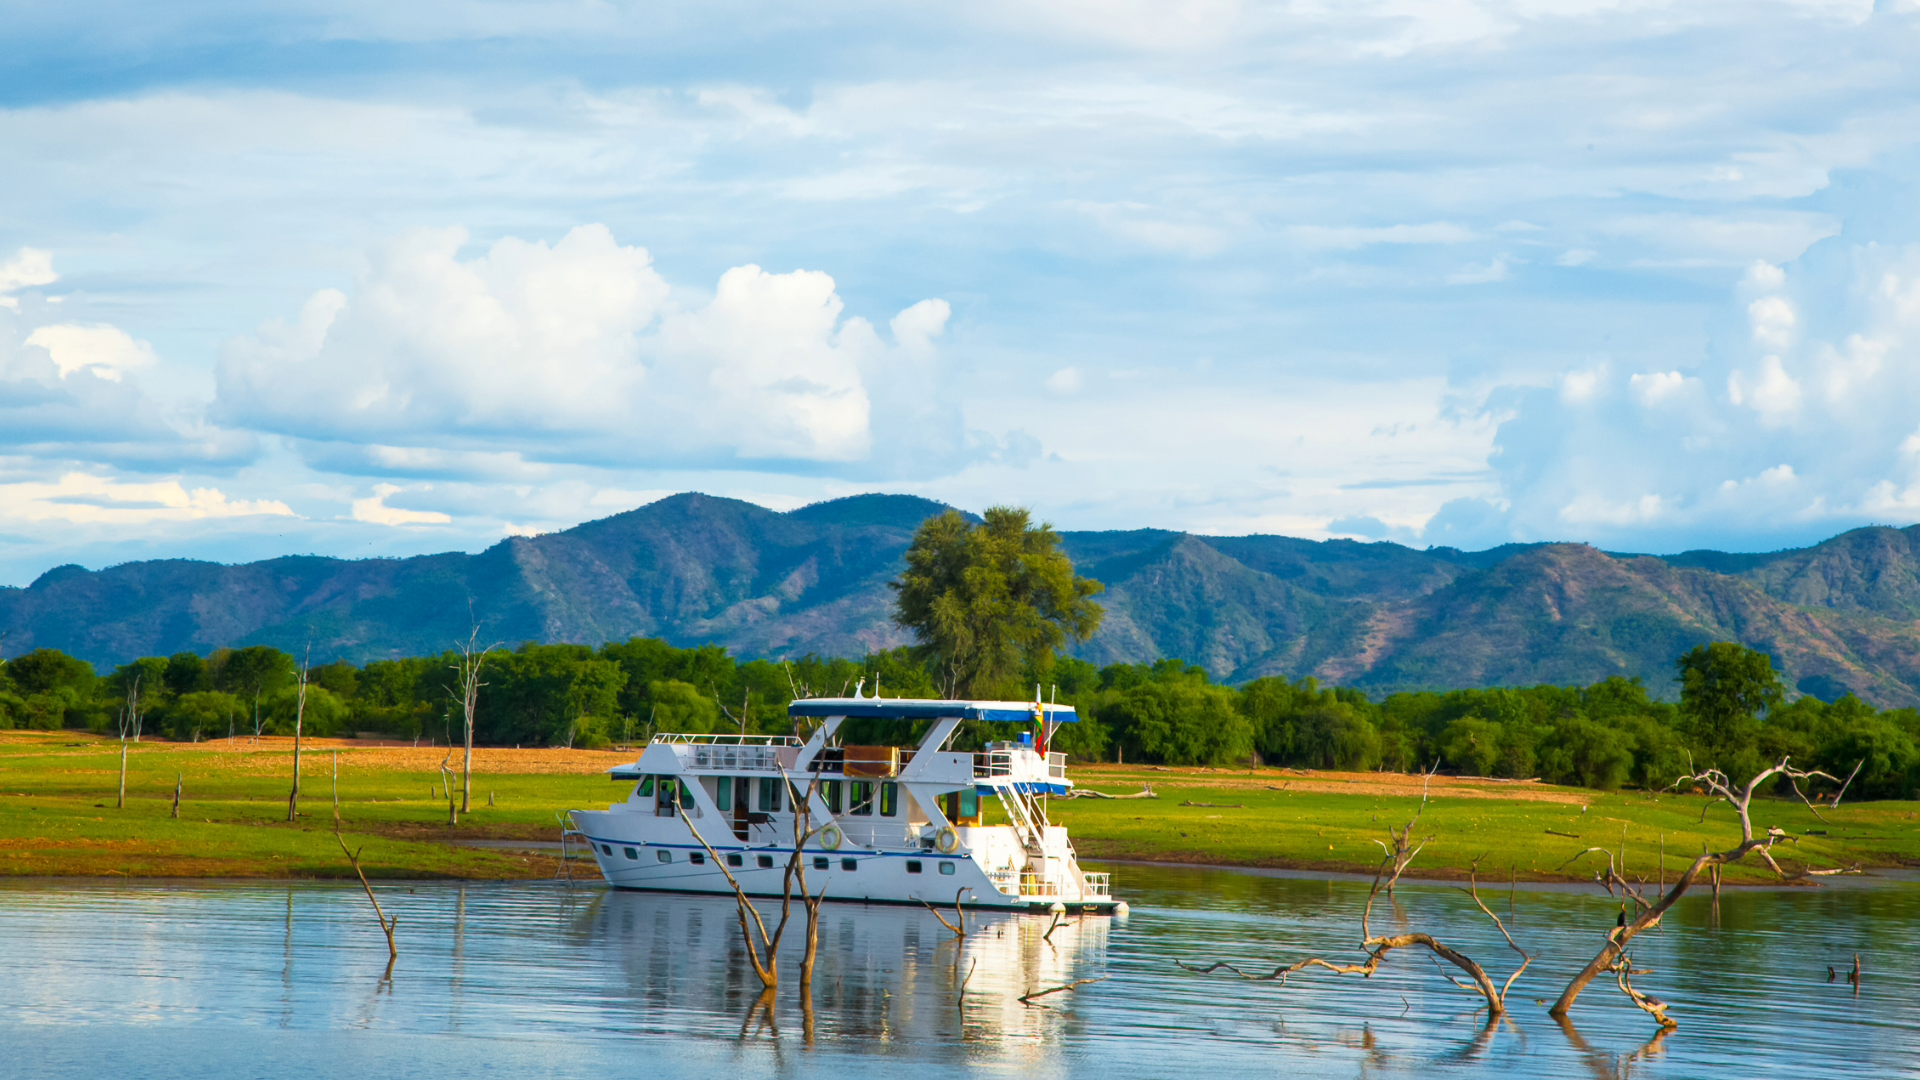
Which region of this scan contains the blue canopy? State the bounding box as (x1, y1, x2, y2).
(787, 697, 1079, 724)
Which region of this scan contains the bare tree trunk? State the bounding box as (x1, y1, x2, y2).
(1550, 756, 1843, 1022)
(171, 774, 181, 819)
(450, 620, 496, 816)
(118, 738, 127, 809)
(287, 646, 309, 823)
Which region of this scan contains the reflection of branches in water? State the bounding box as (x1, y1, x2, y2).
(738, 987, 779, 1041)
(1554, 1013, 1673, 1080)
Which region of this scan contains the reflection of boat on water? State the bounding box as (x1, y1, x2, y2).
(570, 886, 1112, 1045)
(569, 694, 1122, 912)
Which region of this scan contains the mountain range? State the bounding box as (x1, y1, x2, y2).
(5, 493, 1920, 707)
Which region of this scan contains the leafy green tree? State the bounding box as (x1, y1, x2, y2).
(164, 652, 211, 696)
(1676, 642, 1783, 757)
(166, 691, 243, 741)
(891, 507, 1103, 699)
(1101, 679, 1252, 765)
(648, 679, 722, 735)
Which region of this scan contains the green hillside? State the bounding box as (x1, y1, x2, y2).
(4, 494, 1920, 707)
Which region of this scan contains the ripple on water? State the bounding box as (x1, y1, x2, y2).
(2, 866, 1917, 1079)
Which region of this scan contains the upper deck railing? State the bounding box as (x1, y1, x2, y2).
(974, 750, 1069, 780)
(651, 733, 802, 773)
(651, 733, 802, 746)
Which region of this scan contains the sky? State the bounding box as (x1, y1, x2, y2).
(4, 0, 1920, 586)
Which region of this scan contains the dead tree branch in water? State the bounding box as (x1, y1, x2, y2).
(333, 811, 398, 974)
(683, 814, 793, 990)
(1019, 976, 1108, 1007)
(1550, 755, 1843, 1024)
(1177, 772, 1527, 1020)
(922, 887, 973, 938)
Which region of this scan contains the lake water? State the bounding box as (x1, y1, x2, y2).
(4, 864, 1916, 1079)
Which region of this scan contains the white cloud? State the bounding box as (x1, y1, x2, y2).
(350, 483, 452, 526)
(0, 472, 293, 525)
(215, 225, 955, 471)
(1556, 248, 1597, 267)
(1561, 364, 1605, 403)
(1629, 370, 1688, 406)
(0, 248, 58, 308)
(1046, 367, 1083, 395)
(1727, 354, 1802, 424)
(1748, 295, 1796, 350)
(22, 324, 158, 381)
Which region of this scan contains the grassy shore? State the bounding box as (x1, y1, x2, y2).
(3, 731, 1915, 883)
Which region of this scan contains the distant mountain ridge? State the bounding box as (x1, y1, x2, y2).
(4, 493, 1919, 707)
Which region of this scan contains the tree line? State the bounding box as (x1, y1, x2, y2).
(4, 506, 1915, 799)
(1, 635, 1913, 799)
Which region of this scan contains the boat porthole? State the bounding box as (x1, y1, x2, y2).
(939, 861, 955, 875)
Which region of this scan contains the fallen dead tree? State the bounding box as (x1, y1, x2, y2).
(1177, 769, 1530, 1020)
(1549, 756, 1847, 1026)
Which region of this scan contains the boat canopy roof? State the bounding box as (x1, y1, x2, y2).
(787, 697, 1079, 724)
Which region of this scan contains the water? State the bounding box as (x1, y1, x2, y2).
(3, 865, 1917, 1078)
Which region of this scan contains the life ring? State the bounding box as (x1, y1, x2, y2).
(934, 826, 960, 854)
(818, 824, 843, 851)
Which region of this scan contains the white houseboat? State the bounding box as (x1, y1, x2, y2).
(567, 693, 1119, 912)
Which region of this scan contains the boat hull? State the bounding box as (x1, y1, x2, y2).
(569, 819, 1117, 913)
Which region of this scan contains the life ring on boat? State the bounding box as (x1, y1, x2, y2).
(818, 824, 843, 851)
(934, 826, 961, 854)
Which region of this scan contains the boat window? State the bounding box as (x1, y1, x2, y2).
(813, 856, 829, 871)
(680, 779, 697, 808)
(635, 776, 654, 797)
(656, 850, 672, 863)
(906, 860, 922, 874)
(849, 781, 874, 816)
(727, 853, 743, 867)
(714, 776, 732, 812)
(622, 847, 637, 860)
(757, 854, 775, 869)
(960, 789, 978, 819)
(690, 852, 705, 865)
(600, 844, 612, 856)
(879, 782, 898, 817)
(758, 777, 784, 813)
(841, 858, 857, 872)
(823, 780, 843, 814)
(938, 861, 956, 875)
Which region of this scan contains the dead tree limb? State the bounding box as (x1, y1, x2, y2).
(1549, 755, 1842, 1022)
(683, 814, 792, 989)
(923, 887, 973, 938)
(333, 811, 398, 973)
(1179, 774, 1524, 1020)
(1019, 975, 1108, 1007)
(448, 614, 500, 816)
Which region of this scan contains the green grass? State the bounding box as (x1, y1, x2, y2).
(1052, 765, 1920, 884)
(0, 732, 627, 879)
(4, 733, 1917, 884)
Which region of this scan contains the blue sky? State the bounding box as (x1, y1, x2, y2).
(3, 0, 1920, 585)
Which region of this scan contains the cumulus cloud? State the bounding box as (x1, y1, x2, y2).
(1425, 230, 1920, 549)
(214, 224, 962, 475)
(350, 483, 452, 526)
(0, 472, 293, 525)
(0, 248, 58, 307)
(0, 289, 255, 469)
(23, 324, 157, 381)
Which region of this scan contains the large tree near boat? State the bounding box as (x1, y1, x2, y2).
(1676, 642, 1784, 765)
(890, 507, 1104, 699)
